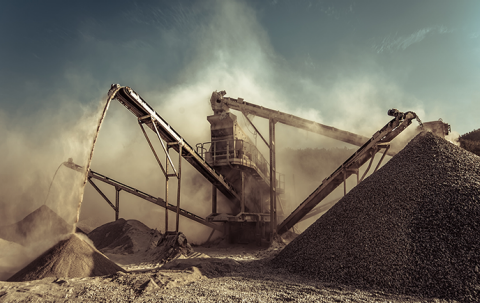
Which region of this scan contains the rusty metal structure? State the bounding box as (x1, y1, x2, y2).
(71, 84, 426, 244)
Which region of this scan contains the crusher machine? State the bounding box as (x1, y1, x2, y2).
(72, 84, 432, 244)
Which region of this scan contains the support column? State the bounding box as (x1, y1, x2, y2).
(241, 171, 245, 213)
(269, 119, 277, 238)
(165, 148, 169, 233)
(115, 187, 120, 221)
(176, 145, 182, 233)
(211, 185, 217, 213)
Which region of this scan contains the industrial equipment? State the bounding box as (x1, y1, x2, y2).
(75, 84, 424, 244)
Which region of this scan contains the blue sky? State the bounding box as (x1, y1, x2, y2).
(1, 0, 479, 133)
(1, 0, 479, 232)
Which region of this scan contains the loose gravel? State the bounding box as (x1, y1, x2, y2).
(8, 234, 125, 282)
(272, 131, 480, 302)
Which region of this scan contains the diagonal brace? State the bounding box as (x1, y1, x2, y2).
(150, 117, 178, 176)
(138, 120, 167, 176)
(88, 177, 117, 211)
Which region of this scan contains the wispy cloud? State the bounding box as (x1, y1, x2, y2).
(374, 26, 453, 54)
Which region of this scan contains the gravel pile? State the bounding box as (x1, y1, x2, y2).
(8, 233, 125, 282)
(88, 219, 161, 254)
(0, 205, 72, 245)
(272, 131, 480, 302)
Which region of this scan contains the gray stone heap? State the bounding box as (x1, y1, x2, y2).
(272, 131, 480, 302)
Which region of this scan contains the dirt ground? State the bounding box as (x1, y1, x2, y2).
(0, 242, 455, 303)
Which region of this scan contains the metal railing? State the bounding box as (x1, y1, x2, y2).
(196, 139, 285, 192)
(196, 139, 269, 177)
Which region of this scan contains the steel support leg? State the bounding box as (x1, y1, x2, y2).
(165, 148, 169, 233)
(176, 145, 182, 233)
(269, 119, 277, 238)
(212, 185, 217, 214)
(115, 187, 120, 221)
(241, 171, 245, 213)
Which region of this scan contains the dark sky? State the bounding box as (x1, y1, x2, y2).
(1, 0, 479, 133)
(1, 0, 479, 232)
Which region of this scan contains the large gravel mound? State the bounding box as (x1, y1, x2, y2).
(0, 205, 72, 245)
(88, 219, 159, 254)
(272, 131, 480, 302)
(8, 234, 125, 282)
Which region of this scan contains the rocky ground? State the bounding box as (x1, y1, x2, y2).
(0, 243, 454, 302)
(1, 132, 473, 302)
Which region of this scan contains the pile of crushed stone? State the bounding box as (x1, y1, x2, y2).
(88, 219, 160, 254)
(0, 205, 72, 245)
(89, 219, 194, 265)
(8, 234, 125, 282)
(272, 132, 480, 302)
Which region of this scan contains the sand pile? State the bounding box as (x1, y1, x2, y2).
(8, 233, 125, 282)
(88, 219, 161, 254)
(273, 132, 480, 302)
(0, 205, 72, 245)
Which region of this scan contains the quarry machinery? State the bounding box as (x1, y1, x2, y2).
(73, 84, 424, 244)
(205, 93, 422, 237)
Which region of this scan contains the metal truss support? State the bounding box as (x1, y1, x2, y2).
(241, 171, 246, 213)
(176, 144, 182, 233)
(373, 143, 390, 173)
(138, 117, 183, 234)
(87, 177, 119, 220)
(115, 187, 121, 221)
(360, 149, 378, 182)
(269, 118, 277, 240)
(343, 168, 359, 196)
(211, 185, 217, 214)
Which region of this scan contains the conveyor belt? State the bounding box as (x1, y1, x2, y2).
(110, 85, 240, 203)
(63, 158, 222, 231)
(277, 111, 418, 235)
(88, 170, 222, 231)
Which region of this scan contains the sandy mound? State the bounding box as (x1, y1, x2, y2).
(88, 219, 160, 254)
(273, 132, 480, 302)
(7, 234, 125, 282)
(0, 205, 72, 245)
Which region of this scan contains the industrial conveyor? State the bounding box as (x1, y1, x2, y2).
(63, 159, 222, 231)
(277, 109, 420, 235)
(110, 85, 241, 204)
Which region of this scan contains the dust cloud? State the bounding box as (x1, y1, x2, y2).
(0, 0, 443, 274)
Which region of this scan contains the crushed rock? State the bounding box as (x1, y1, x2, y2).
(0, 205, 72, 245)
(272, 131, 480, 302)
(161, 258, 241, 277)
(8, 233, 125, 282)
(88, 219, 161, 254)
